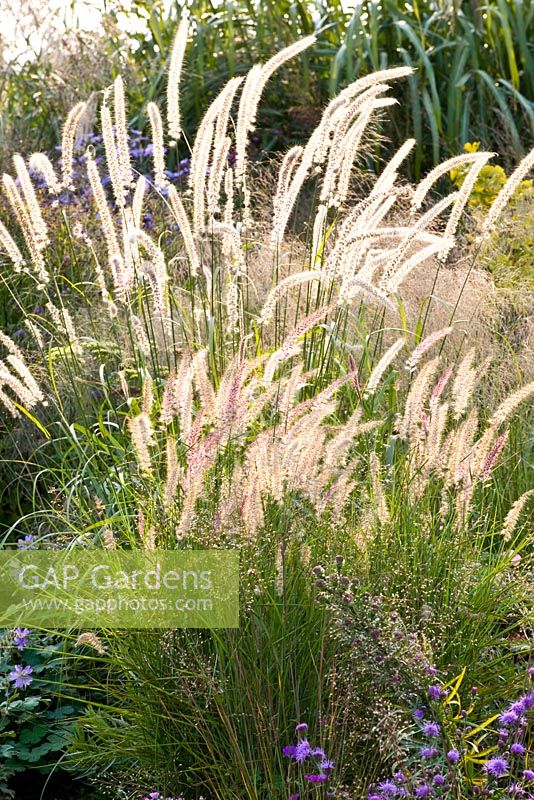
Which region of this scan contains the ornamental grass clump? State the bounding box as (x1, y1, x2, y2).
(0, 22, 533, 800)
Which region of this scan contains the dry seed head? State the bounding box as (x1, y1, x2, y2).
(28, 153, 61, 195)
(167, 13, 189, 145)
(147, 102, 168, 188)
(113, 75, 132, 187)
(128, 412, 154, 474)
(365, 337, 405, 395)
(74, 632, 107, 655)
(412, 152, 492, 210)
(482, 146, 534, 233)
(167, 185, 200, 277)
(501, 490, 533, 542)
(406, 327, 453, 371)
(61, 101, 87, 187)
(101, 101, 126, 208)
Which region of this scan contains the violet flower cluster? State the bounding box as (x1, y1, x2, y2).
(368, 668, 534, 800)
(283, 722, 335, 795)
(6, 627, 33, 690)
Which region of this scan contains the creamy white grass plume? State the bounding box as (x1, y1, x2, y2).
(13, 155, 49, 251)
(0, 219, 24, 271)
(263, 305, 334, 385)
(384, 239, 455, 294)
(411, 151, 493, 210)
(101, 101, 126, 209)
(482, 146, 534, 233)
(371, 139, 416, 199)
(147, 103, 168, 188)
(166, 186, 200, 280)
(28, 153, 61, 196)
(1, 176, 49, 286)
(501, 490, 533, 542)
(132, 175, 146, 228)
(406, 327, 453, 371)
(113, 75, 131, 187)
(141, 374, 154, 414)
(167, 13, 189, 145)
(130, 314, 151, 355)
(191, 121, 214, 233)
(0, 331, 24, 363)
(223, 168, 234, 225)
(86, 154, 121, 263)
(128, 412, 154, 474)
(398, 356, 441, 441)
(439, 153, 493, 260)
(259, 271, 325, 327)
(45, 301, 81, 355)
(365, 337, 405, 395)
(338, 276, 397, 312)
(235, 36, 316, 185)
(60, 101, 87, 188)
(378, 193, 459, 291)
(23, 319, 45, 349)
(452, 349, 478, 419)
(6, 354, 45, 405)
(370, 452, 390, 525)
(74, 632, 107, 655)
(164, 436, 181, 507)
(192, 349, 217, 422)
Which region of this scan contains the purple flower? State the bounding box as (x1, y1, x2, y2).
(415, 785, 432, 797)
(510, 743, 526, 756)
(500, 710, 520, 726)
(433, 775, 445, 786)
(377, 781, 398, 795)
(289, 794, 299, 800)
(428, 685, 441, 700)
(17, 534, 35, 550)
(295, 722, 308, 735)
(282, 744, 297, 758)
(447, 749, 460, 762)
(422, 721, 441, 738)
(304, 774, 328, 783)
(310, 747, 326, 758)
(528, 667, 534, 677)
(294, 739, 311, 762)
(319, 758, 334, 772)
(413, 707, 426, 720)
(421, 746, 439, 759)
(8, 664, 33, 688)
(484, 756, 509, 778)
(523, 770, 534, 782)
(13, 628, 30, 651)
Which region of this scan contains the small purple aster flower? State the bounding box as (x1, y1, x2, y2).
(523, 770, 534, 782)
(415, 784, 432, 798)
(319, 758, 334, 772)
(394, 772, 406, 783)
(295, 722, 308, 735)
(304, 774, 328, 783)
(510, 743, 526, 756)
(377, 781, 398, 796)
(500, 710, 520, 726)
(413, 707, 426, 720)
(311, 747, 326, 759)
(433, 775, 445, 786)
(421, 746, 439, 759)
(422, 721, 441, 738)
(13, 628, 30, 651)
(294, 740, 311, 762)
(17, 534, 35, 550)
(282, 745, 297, 758)
(428, 685, 441, 700)
(8, 664, 33, 689)
(447, 749, 460, 762)
(426, 665, 438, 676)
(484, 756, 509, 778)
(289, 794, 299, 800)
(528, 666, 534, 677)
